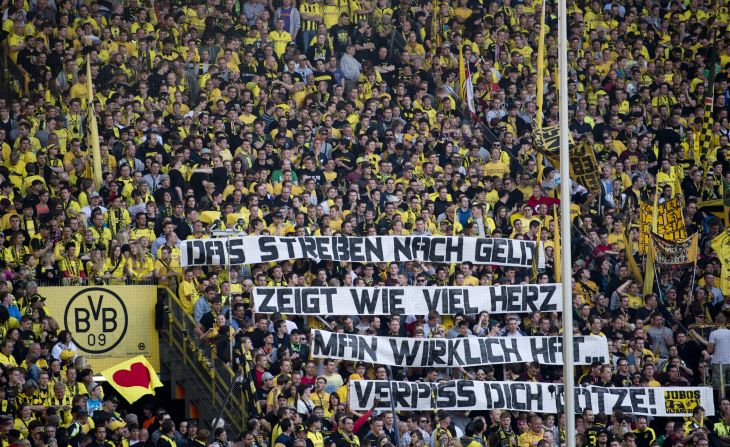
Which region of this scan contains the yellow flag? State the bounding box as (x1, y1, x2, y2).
(711, 230, 730, 296)
(101, 355, 163, 404)
(623, 219, 643, 283)
(432, 0, 440, 48)
(535, 0, 546, 129)
(86, 55, 103, 189)
(643, 191, 660, 296)
(552, 205, 560, 280)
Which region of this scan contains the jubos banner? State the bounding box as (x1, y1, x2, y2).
(180, 236, 541, 268)
(253, 284, 563, 315)
(309, 330, 608, 366)
(40, 286, 160, 371)
(348, 380, 714, 417)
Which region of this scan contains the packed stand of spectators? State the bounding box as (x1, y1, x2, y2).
(2, 0, 730, 447)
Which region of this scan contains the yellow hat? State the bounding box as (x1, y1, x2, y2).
(108, 421, 126, 432)
(60, 350, 76, 361)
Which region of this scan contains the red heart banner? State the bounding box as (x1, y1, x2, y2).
(112, 362, 151, 389)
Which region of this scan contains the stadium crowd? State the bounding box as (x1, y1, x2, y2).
(1, 0, 730, 447)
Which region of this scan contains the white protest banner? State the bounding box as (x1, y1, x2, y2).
(180, 236, 539, 268)
(348, 380, 715, 417)
(253, 284, 563, 315)
(309, 330, 608, 366)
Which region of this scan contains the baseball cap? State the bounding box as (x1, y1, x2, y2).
(262, 372, 274, 381)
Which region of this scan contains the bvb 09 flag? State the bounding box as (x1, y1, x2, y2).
(101, 355, 163, 403)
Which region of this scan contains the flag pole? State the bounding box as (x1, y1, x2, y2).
(558, 0, 576, 444)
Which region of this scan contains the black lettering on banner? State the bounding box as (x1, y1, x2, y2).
(300, 237, 318, 259)
(440, 381, 457, 408)
(430, 339, 446, 366)
(311, 330, 338, 357)
(259, 236, 278, 261)
(334, 238, 349, 260)
(313, 331, 602, 366)
(490, 286, 506, 312)
(228, 239, 246, 264)
(475, 238, 491, 263)
(423, 289, 440, 312)
(457, 381, 477, 407)
(393, 237, 411, 261)
(501, 338, 522, 363)
(411, 237, 429, 261)
(487, 383, 505, 409)
(316, 238, 331, 260)
(190, 239, 205, 265)
(390, 338, 420, 366)
(182, 236, 543, 267)
(320, 288, 336, 314)
(350, 381, 712, 415)
(359, 334, 378, 360)
(492, 239, 507, 263)
(612, 388, 633, 414)
(364, 238, 384, 262)
(350, 238, 364, 262)
(204, 240, 224, 265)
(525, 383, 543, 411)
(448, 339, 465, 365)
(394, 382, 411, 409)
(507, 240, 526, 266)
(429, 237, 445, 263)
(540, 285, 558, 311)
(591, 386, 610, 414)
(481, 338, 503, 363)
(389, 289, 405, 314)
(354, 381, 373, 408)
(511, 383, 526, 410)
(373, 382, 390, 407)
(351, 289, 381, 314)
(629, 388, 649, 414)
(257, 289, 276, 313)
(280, 237, 297, 259)
(530, 338, 553, 364)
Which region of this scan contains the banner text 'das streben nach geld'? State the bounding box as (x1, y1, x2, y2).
(253, 284, 563, 315)
(309, 330, 609, 366)
(348, 380, 715, 417)
(180, 236, 540, 267)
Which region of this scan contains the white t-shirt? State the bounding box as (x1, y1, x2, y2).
(710, 328, 730, 364)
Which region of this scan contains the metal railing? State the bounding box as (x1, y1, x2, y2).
(0, 40, 28, 100)
(164, 286, 250, 433)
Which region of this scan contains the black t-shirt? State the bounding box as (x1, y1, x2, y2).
(298, 167, 325, 184)
(329, 25, 352, 54)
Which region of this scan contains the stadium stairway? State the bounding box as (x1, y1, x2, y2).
(159, 291, 249, 434)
